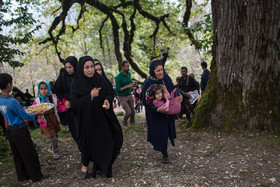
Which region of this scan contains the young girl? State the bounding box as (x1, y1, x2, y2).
(145, 84, 181, 115)
(146, 84, 199, 115)
(33, 81, 67, 159)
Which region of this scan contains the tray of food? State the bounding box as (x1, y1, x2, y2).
(25, 103, 54, 113)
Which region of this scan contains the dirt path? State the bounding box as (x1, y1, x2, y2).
(1, 112, 280, 187)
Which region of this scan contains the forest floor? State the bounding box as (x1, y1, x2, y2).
(0, 110, 280, 187)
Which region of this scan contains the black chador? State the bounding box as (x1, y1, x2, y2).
(70, 56, 123, 177)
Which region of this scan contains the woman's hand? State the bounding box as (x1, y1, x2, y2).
(91, 87, 101, 97)
(176, 94, 183, 103)
(157, 104, 168, 113)
(161, 85, 167, 92)
(65, 101, 71, 109)
(102, 99, 110, 109)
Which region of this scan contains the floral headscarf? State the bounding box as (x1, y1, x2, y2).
(145, 84, 162, 105)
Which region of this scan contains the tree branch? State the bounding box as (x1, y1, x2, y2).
(183, 0, 201, 50)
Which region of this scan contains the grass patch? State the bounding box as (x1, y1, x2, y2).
(0, 153, 14, 170)
(0, 177, 19, 186)
(254, 133, 280, 148)
(124, 124, 144, 133)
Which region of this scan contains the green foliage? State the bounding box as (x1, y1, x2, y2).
(0, 1, 39, 67)
(0, 128, 9, 158)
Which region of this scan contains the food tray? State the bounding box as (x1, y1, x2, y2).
(25, 103, 54, 113)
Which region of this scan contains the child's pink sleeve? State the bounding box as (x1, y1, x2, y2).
(165, 90, 171, 100)
(32, 99, 37, 105)
(56, 98, 67, 113)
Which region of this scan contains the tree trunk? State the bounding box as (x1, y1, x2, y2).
(194, 0, 280, 131)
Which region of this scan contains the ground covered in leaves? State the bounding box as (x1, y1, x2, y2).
(1, 112, 280, 187)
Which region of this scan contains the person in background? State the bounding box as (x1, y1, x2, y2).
(174, 76, 180, 87)
(178, 66, 199, 122)
(0, 73, 49, 182)
(200, 61, 210, 96)
(114, 60, 135, 126)
(24, 89, 33, 100)
(56, 56, 78, 144)
(12, 87, 25, 101)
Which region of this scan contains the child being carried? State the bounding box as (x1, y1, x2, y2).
(145, 84, 186, 115)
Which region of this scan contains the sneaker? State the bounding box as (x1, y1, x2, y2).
(162, 157, 169, 164)
(123, 121, 128, 126)
(53, 153, 60, 159)
(47, 148, 54, 154)
(47, 144, 53, 154)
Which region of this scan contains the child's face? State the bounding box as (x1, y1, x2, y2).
(39, 83, 48, 96)
(154, 89, 163, 100)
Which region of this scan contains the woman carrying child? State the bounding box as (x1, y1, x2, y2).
(33, 81, 67, 159)
(142, 54, 183, 164)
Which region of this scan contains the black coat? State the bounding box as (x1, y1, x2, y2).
(70, 56, 123, 176)
(141, 58, 176, 152)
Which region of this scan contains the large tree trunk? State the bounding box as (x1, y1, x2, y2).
(194, 0, 280, 131)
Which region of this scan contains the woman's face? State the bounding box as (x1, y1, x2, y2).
(65, 62, 74, 75)
(84, 61, 95, 78)
(94, 64, 102, 76)
(154, 65, 164, 79)
(39, 83, 48, 96)
(154, 89, 163, 100)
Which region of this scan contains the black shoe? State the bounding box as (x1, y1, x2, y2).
(40, 174, 49, 181)
(81, 171, 88, 179)
(162, 157, 169, 164)
(18, 176, 30, 182)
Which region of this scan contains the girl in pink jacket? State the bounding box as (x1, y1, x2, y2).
(33, 81, 67, 159)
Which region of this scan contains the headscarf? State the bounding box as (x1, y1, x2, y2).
(148, 60, 166, 85)
(38, 81, 52, 103)
(71, 56, 113, 102)
(12, 87, 25, 100)
(145, 84, 162, 105)
(64, 56, 78, 77)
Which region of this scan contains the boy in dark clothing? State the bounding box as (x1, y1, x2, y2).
(0, 73, 49, 182)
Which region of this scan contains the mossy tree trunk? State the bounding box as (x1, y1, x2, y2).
(193, 0, 280, 131)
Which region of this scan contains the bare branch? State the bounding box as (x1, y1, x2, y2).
(98, 16, 109, 49)
(183, 0, 201, 50)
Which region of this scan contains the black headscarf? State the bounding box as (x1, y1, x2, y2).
(70, 56, 123, 177)
(56, 56, 78, 101)
(12, 87, 26, 101)
(71, 56, 113, 101)
(93, 59, 116, 97)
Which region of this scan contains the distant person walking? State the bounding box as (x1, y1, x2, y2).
(200, 61, 210, 96)
(114, 60, 135, 126)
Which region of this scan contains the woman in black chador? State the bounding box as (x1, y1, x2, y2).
(56, 56, 78, 144)
(70, 56, 123, 178)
